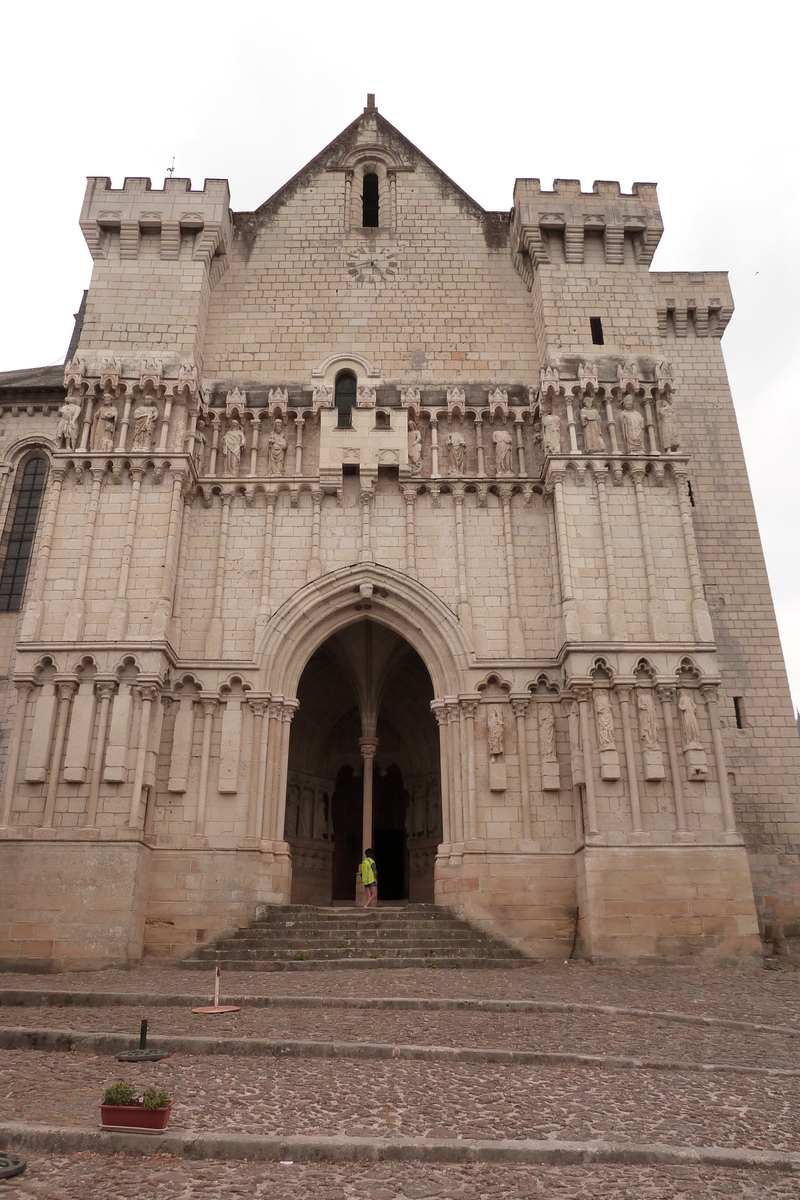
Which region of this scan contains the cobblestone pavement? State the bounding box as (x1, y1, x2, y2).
(2, 960, 798, 1026)
(1, 1050, 798, 1149)
(3, 1153, 800, 1199)
(3, 1004, 800, 1069)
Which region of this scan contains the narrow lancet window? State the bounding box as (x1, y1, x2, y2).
(335, 371, 357, 428)
(0, 456, 48, 612)
(362, 173, 379, 227)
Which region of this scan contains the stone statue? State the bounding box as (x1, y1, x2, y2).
(193, 425, 207, 473)
(657, 395, 680, 453)
(267, 418, 287, 475)
(171, 409, 187, 453)
(677, 689, 702, 749)
(445, 430, 466, 476)
(487, 705, 504, 757)
(223, 419, 246, 475)
(56, 398, 82, 451)
(90, 401, 117, 452)
(593, 690, 616, 751)
(492, 428, 514, 475)
(637, 688, 660, 751)
(299, 788, 313, 838)
(542, 411, 561, 457)
(568, 701, 581, 755)
(580, 397, 604, 453)
(538, 704, 556, 761)
(408, 421, 422, 475)
(132, 401, 158, 451)
(620, 396, 645, 454)
(285, 786, 299, 838)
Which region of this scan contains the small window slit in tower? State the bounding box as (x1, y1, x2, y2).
(362, 173, 379, 228)
(590, 317, 604, 345)
(687, 480, 695, 506)
(733, 696, 745, 729)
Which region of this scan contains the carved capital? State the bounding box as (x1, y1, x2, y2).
(267, 701, 283, 721)
(573, 685, 592, 705)
(460, 699, 479, 719)
(96, 681, 117, 703)
(359, 737, 379, 759)
(431, 701, 448, 728)
(13, 679, 34, 699)
(248, 699, 269, 717)
(511, 698, 530, 719)
(56, 680, 78, 702)
(201, 697, 218, 718)
(700, 684, 719, 705)
(656, 684, 676, 705)
(137, 683, 161, 705)
(401, 485, 417, 506)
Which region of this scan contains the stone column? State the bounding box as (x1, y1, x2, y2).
(246, 700, 268, 841)
(294, 416, 304, 475)
(701, 685, 737, 833)
(604, 396, 619, 454)
(194, 697, 217, 837)
(658, 685, 687, 832)
(0, 681, 33, 828)
(153, 470, 187, 638)
(511, 698, 532, 842)
(514, 416, 526, 476)
(84, 681, 115, 828)
(643, 396, 658, 454)
(360, 737, 378, 855)
(108, 466, 144, 641)
(575, 687, 599, 835)
(207, 491, 231, 658)
(461, 699, 478, 841)
(41, 681, 77, 828)
(307, 489, 324, 581)
(359, 484, 373, 563)
(128, 684, 158, 829)
(549, 471, 580, 639)
(594, 465, 627, 639)
(452, 486, 472, 637)
(64, 466, 105, 641)
(79, 394, 95, 452)
(474, 414, 486, 477)
(564, 396, 579, 453)
(499, 487, 525, 656)
(432, 702, 451, 846)
(20, 468, 65, 641)
(616, 686, 643, 833)
(448, 703, 464, 846)
(209, 413, 221, 475)
(631, 468, 667, 640)
(673, 468, 714, 641)
(158, 394, 173, 451)
(249, 412, 261, 476)
(170, 490, 193, 645)
(273, 703, 297, 844)
(116, 395, 132, 451)
(402, 486, 417, 578)
(257, 491, 278, 629)
(260, 701, 282, 842)
(430, 416, 440, 478)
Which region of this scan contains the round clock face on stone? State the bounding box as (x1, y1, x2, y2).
(347, 249, 398, 281)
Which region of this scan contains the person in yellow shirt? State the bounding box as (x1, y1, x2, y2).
(359, 849, 378, 908)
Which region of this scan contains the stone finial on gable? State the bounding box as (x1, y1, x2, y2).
(312, 384, 334, 412)
(226, 387, 246, 417)
(446, 387, 466, 417)
(487, 388, 508, 417)
(357, 386, 377, 409)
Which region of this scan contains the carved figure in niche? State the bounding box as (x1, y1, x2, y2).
(541, 410, 562, 457)
(637, 688, 660, 750)
(267, 418, 287, 475)
(285, 786, 300, 838)
(90, 401, 117, 452)
(620, 396, 645, 454)
(427, 784, 440, 836)
(677, 689, 702, 749)
(593, 690, 616, 751)
(657, 394, 680, 452)
(408, 421, 422, 475)
(445, 429, 466, 476)
(538, 703, 557, 761)
(487, 705, 504, 757)
(299, 788, 314, 838)
(56, 398, 82, 450)
(580, 397, 605, 453)
(132, 400, 158, 451)
(171, 409, 187, 453)
(193, 425, 207, 473)
(492, 427, 514, 475)
(568, 701, 581, 755)
(223, 419, 246, 475)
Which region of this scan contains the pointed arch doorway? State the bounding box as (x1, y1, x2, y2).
(283, 620, 441, 904)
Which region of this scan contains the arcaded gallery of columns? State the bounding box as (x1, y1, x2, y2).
(0, 99, 798, 970)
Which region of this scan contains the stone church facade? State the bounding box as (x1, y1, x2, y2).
(0, 98, 798, 969)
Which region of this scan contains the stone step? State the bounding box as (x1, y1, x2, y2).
(191, 945, 520, 962)
(226, 931, 500, 945)
(181, 955, 526, 971)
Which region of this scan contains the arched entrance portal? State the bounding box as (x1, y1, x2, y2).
(284, 621, 441, 904)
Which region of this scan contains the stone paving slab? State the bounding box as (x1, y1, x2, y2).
(3, 1006, 800, 1073)
(2, 962, 796, 1027)
(5, 1152, 800, 1199)
(1, 1050, 798, 1151)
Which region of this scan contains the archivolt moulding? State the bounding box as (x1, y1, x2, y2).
(311, 352, 380, 381)
(255, 562, 472, 700)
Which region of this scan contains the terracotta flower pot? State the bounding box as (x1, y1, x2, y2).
(99, 1100, 173, 1132)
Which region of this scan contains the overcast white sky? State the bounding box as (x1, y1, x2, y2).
(2, 0, 797, 713)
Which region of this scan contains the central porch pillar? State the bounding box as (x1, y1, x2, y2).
(359, 737, 378, 855)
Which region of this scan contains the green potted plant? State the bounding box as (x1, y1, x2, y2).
(100, 1081, 173, 1132)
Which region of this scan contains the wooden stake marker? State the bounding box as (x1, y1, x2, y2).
(192, 966, 240, 1015)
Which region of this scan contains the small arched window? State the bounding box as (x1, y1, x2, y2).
(0, 456, 49, 613)
(362, 173, 379, 227)
(335, 372, 357, 429)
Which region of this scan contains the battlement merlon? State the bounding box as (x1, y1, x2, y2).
(79, 175, 232, 265)
(652, 272, 734, 339)
(511, 178, 664, 286)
